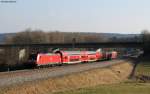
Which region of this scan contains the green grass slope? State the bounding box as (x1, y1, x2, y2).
(55, 83, 150, 94)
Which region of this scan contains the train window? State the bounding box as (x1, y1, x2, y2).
(64, 56, 68, 59)
(81, 56, 86, 58)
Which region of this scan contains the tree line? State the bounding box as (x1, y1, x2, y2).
(5, 29, 108, 44)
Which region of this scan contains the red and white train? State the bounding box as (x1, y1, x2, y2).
(35, 49, 117, 66)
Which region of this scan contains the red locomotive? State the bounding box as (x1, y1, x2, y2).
(36, 49, 117, 66)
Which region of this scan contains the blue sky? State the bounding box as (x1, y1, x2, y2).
(0, 0, 150, 34)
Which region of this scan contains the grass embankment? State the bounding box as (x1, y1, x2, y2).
(1, 61, 132, 94)
(136, 61, 150, 76)
(55, 58, 150, 94)
(55, 83, 150, 94)
(134, 57, 150, 83)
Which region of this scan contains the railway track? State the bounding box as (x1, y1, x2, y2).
(0, 59, 128, 87)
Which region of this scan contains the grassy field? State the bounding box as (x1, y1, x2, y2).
(54, 58, 150, 94)
(55, 83, 150, 94)
(135, 61, 150, 76)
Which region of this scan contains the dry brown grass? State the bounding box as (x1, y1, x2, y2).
(2, 62, 133, 94)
